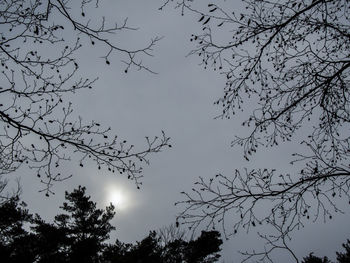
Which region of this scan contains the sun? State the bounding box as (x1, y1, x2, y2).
(109, 190, 124, 206)
(105, 185, 129, 211)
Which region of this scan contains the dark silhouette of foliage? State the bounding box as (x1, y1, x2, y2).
(0, 186, 222, 263)
(123, 231, 163, 263)
(0, 0, 170, 195)
(184, 230, 222, 263)
(302, 253, 331, 263)
(31, 218, 69, 263)
(35, 186, 115, 263)
(0, 197, 36, 263)
(103, 230, 222, 263)
(157, 223, 186, 246)
(0, 186, 115, 262)
(162, 239, 188, 263)
(337, 240, 350, 263)
(301, 240, 350, 263)
(162, 0, 350, 260)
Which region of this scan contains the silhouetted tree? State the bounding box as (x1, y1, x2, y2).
(103, 230, 222, 263)
(183, 230, 222, 263)
(31, 218, 69, 263)
(0, 186, 222, 263)
(302, 253, 331, 263)
(162, 239, 187, 263)
(0, 0, 170, 195)
(162, 0, 350, 260)
(126, 231, 163, 263)
(301, 239, 350, 263)
(0, 197, 36, 263)
(101, 240, 134, 263)
(157, 223, 186, 247)
(34, 186, 115, 263)
(337, 240, 350, 263)
(0, 186, 115, 262)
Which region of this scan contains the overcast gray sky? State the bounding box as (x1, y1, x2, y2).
(7, 0, 350, 262)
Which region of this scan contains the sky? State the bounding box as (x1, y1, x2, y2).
(4, 0, 350, 262)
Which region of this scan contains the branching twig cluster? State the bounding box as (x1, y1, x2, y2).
(164, 0, 350, 261)
(0, 0, 170, 194)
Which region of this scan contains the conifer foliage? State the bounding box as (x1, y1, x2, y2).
(0, 186, 222, 263)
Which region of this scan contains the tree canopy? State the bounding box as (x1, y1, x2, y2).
(0, 186, 222, 263)
(301, 241, 350, 263)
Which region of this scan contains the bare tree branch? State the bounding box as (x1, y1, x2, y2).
(0, 0, 170, 194)
(164, 0, 350, 261)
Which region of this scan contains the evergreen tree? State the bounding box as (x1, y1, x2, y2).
(0, 198, 36, 263)
(103, 230, 222, 263)
(184, 231, 222, 263)
(302, 253, 331, 263)
(46, 186, 115, 263)
(0, 186, 222, 263)
(337, 240, 350, 263)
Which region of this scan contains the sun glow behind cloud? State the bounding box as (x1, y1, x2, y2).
(105, 185, 131, 211)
